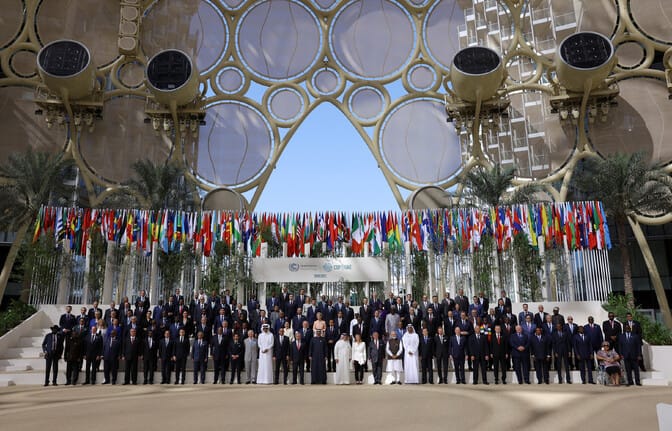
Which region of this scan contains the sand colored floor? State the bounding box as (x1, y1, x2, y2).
(0, 384, 670, 431)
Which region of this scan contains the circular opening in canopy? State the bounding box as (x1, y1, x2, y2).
(559, 32, 613, 70)
(147, 50, 193, 91)
(38, 39, 90, 77)
(453, 47, 500, 75)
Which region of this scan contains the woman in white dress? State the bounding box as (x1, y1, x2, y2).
(334, 334, 352, 385)
(256, 324, 274, 384)
(402, 325, 419, 384)
(351, 333, 367, 384)
(385, 331, 404, 384)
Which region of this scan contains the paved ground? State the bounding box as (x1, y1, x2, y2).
(0, 384, 670, 430)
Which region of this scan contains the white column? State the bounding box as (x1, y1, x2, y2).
(149, 242, 159, 305)
(57, 240, 71, 304)
(102, 241, 115, 304)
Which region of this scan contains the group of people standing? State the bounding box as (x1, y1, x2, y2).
(41, 288, 645, 387)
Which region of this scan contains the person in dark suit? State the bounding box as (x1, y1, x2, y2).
(211, 326, 230, 384)
(59, 306, 77, 335)
(518, 303, 534, 327)
(368, 331, 385, 385)
(602, 312, 622, 349)
(434, 326, 449, 384)
(142, 329, 158, 384)
(369, 310, 385, 338)
(573, 325, 595, 384)
(87, 301, 102, 323)
(102, 329, 121, 385)
(229, 332, 244, 384)
(423, 307, 439, 337)
(564, 316, 579, 369)
(121, 327, 140, 385)
(468, 329, 490, 385)
(298, 321, 313, 372)
(359, 298, 373, 328)
(552, 323, 572, 384)
(619, 325, 642, 386)
(510, 325, 530, 384)
(191, 331, 209, 384)
(159, 330, 174, 384)
(351, 315, 367, 343)
(325, 320, 339, 372)
(83, 327, 103, 385)
(64, 328, 83, 385)
(291, 331, 307, 384)
(624, 312, 646, 371)
(584, 316, 604, 370)
(450, 327, 467, 384)
(454, 289, 470, 314)
(173, 328, 190, 384)
(530, 327, 551, 384)
(497, 290, 512, 312)
(41, 325, 64, 386)
(419, 328, 434, 384)
(534, 305, 549, 328)
(273, 328, 290, 385)
(490, 325, 508, 384)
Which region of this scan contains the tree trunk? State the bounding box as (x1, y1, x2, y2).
(628, 216, 672, 330)
(616, 219, 634, 307)
(0, 222, 30, 304)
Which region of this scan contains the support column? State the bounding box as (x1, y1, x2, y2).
(102, 241, 115, 304)
(149, 242, 159, 306)
(428, 249, 436, 297)
(259, 282, 267, 311)
(404, 241, 412, 297)
(57, 240, 71, 304)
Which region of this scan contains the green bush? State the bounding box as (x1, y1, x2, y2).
(0, 300, 37, 336)
(603, 294, 672, 345)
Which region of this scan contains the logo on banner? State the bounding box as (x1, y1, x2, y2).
(288, 262, 300, 272)
(322, 261, 333, 272)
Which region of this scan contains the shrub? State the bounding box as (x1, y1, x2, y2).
(0, 300, 37, 336)
(603, 294, 672, 345)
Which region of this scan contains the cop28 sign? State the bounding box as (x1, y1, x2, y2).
(251, 258, 388, 283)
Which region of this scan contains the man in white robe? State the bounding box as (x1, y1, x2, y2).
(402, 324, 419, 384)
(334, 334, 351, 385)
(257, 324, 274, 384)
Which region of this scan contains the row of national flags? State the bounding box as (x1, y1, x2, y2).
(32, 202, 611, 258)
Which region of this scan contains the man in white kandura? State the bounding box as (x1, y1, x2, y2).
(402, 324, 419, 384)
(257, 324, 274, 384)
(334, 334, 352, 385)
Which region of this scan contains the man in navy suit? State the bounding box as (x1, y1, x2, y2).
(291, 331, 307, 384)
(211, 326, 230, 384)
(369, 310, 385, 338)
(624, 312, 646, 371)
(602, 312, 622, 348)
(102, 329, 121, 385)
(59, 306, 77, 335)
(490, 325, 509, 384)
(564, 316, 579, 369)
(292, 308, 306, 333)
(434, 326, 450, 384)
(142, 329, 158, 384)
(191, 331, 209, 384)
(173, 328, 190, 384)
(325, 320, 339, 372)
(83, 326, 103, 385)
(159, 329, 174, 384)
(573, 326, 595, 384)
(273, 327, 290, 385)
(229, 332, 244, 384)
(584, 316, 604, 368)
(41, 325, 64, 386)
(518, 303, 534, 327)
(552, 323, 572, 383)
(469, 329, 490, 385)
(450, 327, 467, 384)
(530, 327, 551, 384)
(122, 327, 141, 385)
(619, 325, 642, 386)
(419, 328, 434, 384)
(266, 292, 280, 312)
(510, 325, 530, 384)
(369, 331, 385, 385)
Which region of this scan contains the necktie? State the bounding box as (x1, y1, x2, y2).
(581, 335, 584, 341)
(180, 336, 183, 343)
(537, 336, 541, 342)
(497, 334, 500, 344)
(297, 341, 300, 350)
(92, 335, 95, 344)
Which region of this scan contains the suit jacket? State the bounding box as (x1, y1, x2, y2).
(434, 334, 449, 359)
(564, 323, 579, 338)
(210, 334, 230, 361)
(602, 319, 622, 342)
(87, 307, 102, 322)
(290, 338, 307, 363)
(84, 333, 103, 360)
(529, 334, 551, 359)
(273, 335, 290, 359)
(534, 312, 549, 328)
(498, 297, 512, 311)
(618, 333, 642, 360)
(369, 317, 385, 336)
(59, 313, 77, 332)
(624, 320, 643, 337)
(191, 338, 209, 362)
(368, 338, 385, 364)
(521, 321, 536, 337)
(42, 332, 64, 359)
(454, 295, 470, 312)
(551, 330, 571, 356)
(359, 304, 372, 325)
(573, 333, 593, 359)
(142, 336, 158, 361)
(449, 335, 467, 359)
(244, 338, 259, 361)
(518, 311, 534, 325)
(336, 318, 349, 335)
(174, 336, 191, 360)
(489, 333, 509, 358)
(419, 335, 434, 358)
(468, 333, 489, 358)
(509, 333, 529, 358)
(122, 336, 141, 360)
(325, 326, 338, 345)
(291, 315, 306, 333)
(423, 315, 439, 336)
(103, 337, 121, 361)
(229, 340, 244, 360)
(351, 322, 367, 341)
(159, 338, 174, 360)
(583, 323, 604, 351)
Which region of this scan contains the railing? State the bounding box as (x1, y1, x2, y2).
(554, 12, 577, 28)
(488, 21, 499, 33)
(532, 7, 551, 21)
(535, 38, 556, 52)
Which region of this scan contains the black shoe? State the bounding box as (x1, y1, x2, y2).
(102, 382, 109, 385)
(636, 383, 642, 386)
(122, 383, 129, 385)
(44, 383, 49, 387)
(52, 383, 58, 386)
(483, 382, 489, 385)
(246, 381, 251, 384)
(502, 381, 507, 385)
(174, 382, 179, 385)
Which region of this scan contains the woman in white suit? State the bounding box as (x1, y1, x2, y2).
(351, 333, 367, 384)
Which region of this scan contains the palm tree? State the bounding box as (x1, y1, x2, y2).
(465, 164, 541, 207)
(0, 150, 74, 302)
(102, 159, 197, 211)
(573, 152, 672, 328)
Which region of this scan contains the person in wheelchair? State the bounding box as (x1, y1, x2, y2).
(596, 341, 622, 386)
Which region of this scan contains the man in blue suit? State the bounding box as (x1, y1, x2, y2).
(83, 327, 103, 385)
(41, 325, 64, 386)
(449, 327, 467, 384)
(468, 329, 490, 385)
(529, 327, 551, 384)
(159, 329, 174, 384)
(510, 325, 531, 384)
(102, 329, 121, 385)
(211, 326, 230, 384)
(551, 323, 572, 384)
(573, 326, 595, 384)
(584, 316, 603, 369)
(192, 331, 209, 384)
(618, 325, 642, 386)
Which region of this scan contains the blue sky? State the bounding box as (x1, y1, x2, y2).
(253, 102, 401, 212)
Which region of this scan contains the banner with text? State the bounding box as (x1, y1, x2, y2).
(252, 257, 388, 283)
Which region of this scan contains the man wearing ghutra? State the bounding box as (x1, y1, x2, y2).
(257, 324, 274, 384)
(334, 334, 351, 385)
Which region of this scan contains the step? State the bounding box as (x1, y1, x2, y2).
(0, 347, 43, 359)
(0, 377, 16, 387)
(642, 378, 670, 386)
(16, 337, 44, 348)
(0, 358, 42, 370)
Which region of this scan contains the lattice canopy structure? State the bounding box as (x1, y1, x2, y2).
(1, 0, 672, 212)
